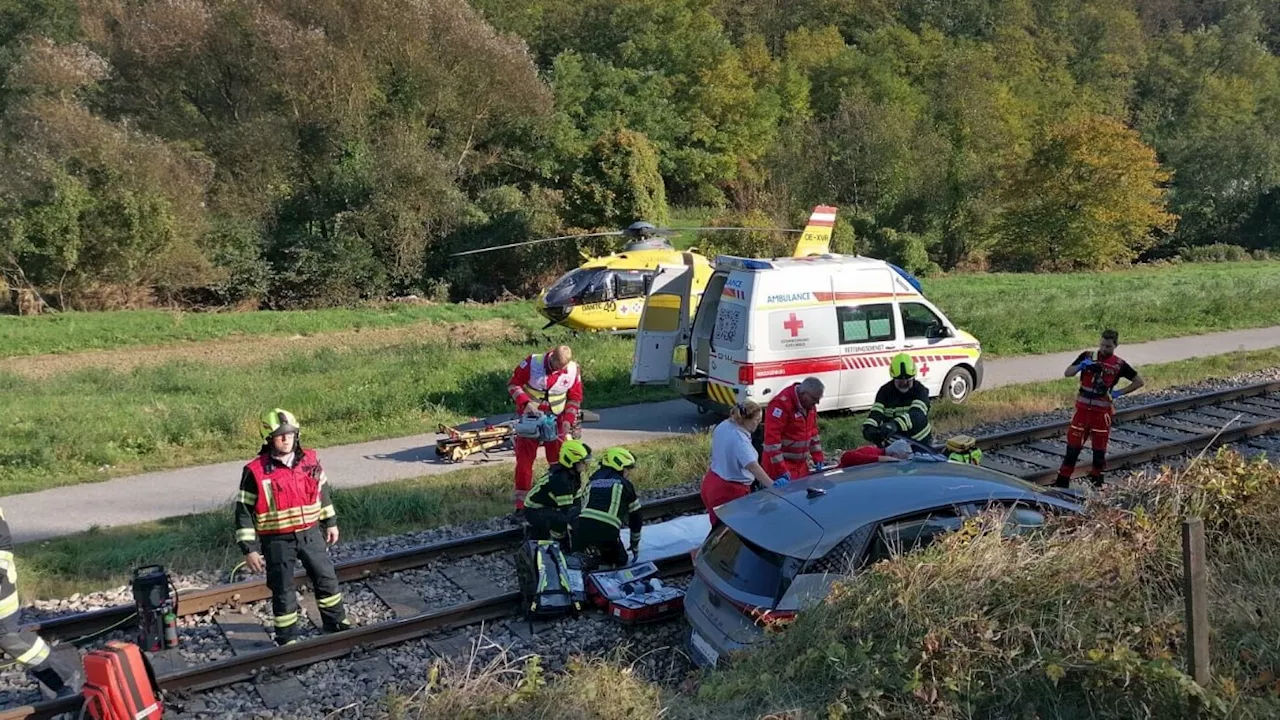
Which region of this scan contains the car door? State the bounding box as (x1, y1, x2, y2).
(631, 266, 693, 385)
(896, 300, 955, 395)
(835, 302, 898, 410)
(864, 506, 966, 562)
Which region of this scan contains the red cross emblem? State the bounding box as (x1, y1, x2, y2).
(783, 313, 804, 338)
(919, 362, 931, 377)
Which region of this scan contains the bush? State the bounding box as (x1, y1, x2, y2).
(1178, 244, 1255, 263)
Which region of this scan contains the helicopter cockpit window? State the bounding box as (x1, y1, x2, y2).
(544, 268, 613, 307)
(614, 270, 655, 299)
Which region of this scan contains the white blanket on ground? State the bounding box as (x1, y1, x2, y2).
(620, 513, 711, 563)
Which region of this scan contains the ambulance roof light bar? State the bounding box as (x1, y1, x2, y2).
(715, 256, 775, 271)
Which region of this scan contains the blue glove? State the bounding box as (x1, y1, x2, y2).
(1077, 356, 1094, 370)
(1110, 389, 1122, 400)
(813, 461, 827, 472)
(773, 473, 791, 488)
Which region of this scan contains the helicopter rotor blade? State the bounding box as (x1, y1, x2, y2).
(451, 230, 625, 257)
(677, 226, 805, 233)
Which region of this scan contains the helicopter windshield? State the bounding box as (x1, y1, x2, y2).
(544, 268, 613, 307)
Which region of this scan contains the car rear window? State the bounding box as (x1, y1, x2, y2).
(702, 526, 788, 599)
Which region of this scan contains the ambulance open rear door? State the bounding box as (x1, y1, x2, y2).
(631, 266, 692, 386)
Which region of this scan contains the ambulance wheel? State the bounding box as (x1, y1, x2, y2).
(942, 367, 975, 404)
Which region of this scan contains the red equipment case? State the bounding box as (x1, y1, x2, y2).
(81, 641, 163, 720)
(586, 561, 685, 625)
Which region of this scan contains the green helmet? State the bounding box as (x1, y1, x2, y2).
(260, 408, 300, 440)
(558, 438, 593, 468)
(889, 352, 917, 380)
(600, 447, 636, 472)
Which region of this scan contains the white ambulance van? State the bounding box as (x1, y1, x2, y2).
(630, 254, 984, 415)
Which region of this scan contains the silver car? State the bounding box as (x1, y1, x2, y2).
(685, 460, 1084, 668)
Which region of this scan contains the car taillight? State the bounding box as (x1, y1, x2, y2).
(724, 596, 796, 628)
(738, 364, 754, 384)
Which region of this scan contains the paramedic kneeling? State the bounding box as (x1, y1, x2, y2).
(700, 401, 777, 528)
(573, 448, 643, 567)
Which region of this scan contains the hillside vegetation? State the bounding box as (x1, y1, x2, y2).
(2, 0, 1280, 310)
(393, 451, 1280, 719)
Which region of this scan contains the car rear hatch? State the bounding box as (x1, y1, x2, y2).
(693, 497, 823, 642)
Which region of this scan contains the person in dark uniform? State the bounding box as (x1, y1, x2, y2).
(235, 409, 351, 645)
(573, 448, 643, 567)
(524, 439, 592, 548)
(863, 353, 934, 448)
(0, 506, 82, 697)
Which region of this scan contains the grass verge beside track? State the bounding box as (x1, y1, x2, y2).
(14, 348, 1279, 601)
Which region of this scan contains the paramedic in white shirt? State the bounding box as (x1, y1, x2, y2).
(699, 400, 777, 528)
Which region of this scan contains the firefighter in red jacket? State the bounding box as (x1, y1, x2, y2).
(762, 377, 826, 480)
(236, 409, 351, 645)
(1055, 329, 1145, 488)
(508, 345, 583, 510)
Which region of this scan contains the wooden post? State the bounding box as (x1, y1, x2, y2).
(1182, 517, 1210, 717)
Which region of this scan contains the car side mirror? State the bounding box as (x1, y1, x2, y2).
(930, 326, 951, 339)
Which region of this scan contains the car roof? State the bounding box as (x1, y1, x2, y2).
(715, 460, 1083, 559)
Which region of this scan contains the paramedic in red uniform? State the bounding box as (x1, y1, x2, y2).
(761, 377, 826, 480)
(1054, 329, 1145, 488)
(508, 345, 583, 510)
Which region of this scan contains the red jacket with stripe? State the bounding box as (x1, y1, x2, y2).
(762, 383, 824, 479)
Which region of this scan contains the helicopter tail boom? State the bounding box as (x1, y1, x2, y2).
(791, 205, 838, 257)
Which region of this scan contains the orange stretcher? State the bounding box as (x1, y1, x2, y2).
(434, 410, 599, 464)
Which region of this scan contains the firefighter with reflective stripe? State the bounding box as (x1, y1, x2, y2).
(863, 353, 934, 447)
(573, 448, 643, 567)
(0, 506, 82, 698)
(1055, 330, 1144, 488)
(762, 377, 826, 480)
(524, 439, 592, 548)
(236, 409, 351, 645)
(508, 345, 584, 510)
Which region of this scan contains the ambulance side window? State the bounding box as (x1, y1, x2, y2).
(901, 302, 945, 339)
(837, 304, 895, 345)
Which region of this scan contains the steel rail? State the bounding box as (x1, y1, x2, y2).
(23, 493, 705, 642)
(0, 554, 695, 720)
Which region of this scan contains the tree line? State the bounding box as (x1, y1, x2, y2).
(1, 0, 1278, 310)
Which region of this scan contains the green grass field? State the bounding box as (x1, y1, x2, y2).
(1, 261, 1277, 496)
(15, 348, 1279, 601)
(3, 261, 1277, 359)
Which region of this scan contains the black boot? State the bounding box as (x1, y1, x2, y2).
(33, 664, 83, 700)
(1053, 474, 1070, 489)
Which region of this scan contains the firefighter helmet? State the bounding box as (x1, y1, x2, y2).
(559, 439, 593, 468)
(600, 447, 636, 472)
(889, 352, 917, 380)
(261, 408, 300, 439)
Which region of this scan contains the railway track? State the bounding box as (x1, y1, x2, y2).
(5, 380, 1280, 719)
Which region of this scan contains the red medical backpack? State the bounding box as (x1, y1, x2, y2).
(81, 641, 163, 720)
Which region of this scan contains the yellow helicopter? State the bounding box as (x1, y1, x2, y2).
(451, 205, 838, 332)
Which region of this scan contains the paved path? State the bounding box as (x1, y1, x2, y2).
(6, 326, 1280, 543)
